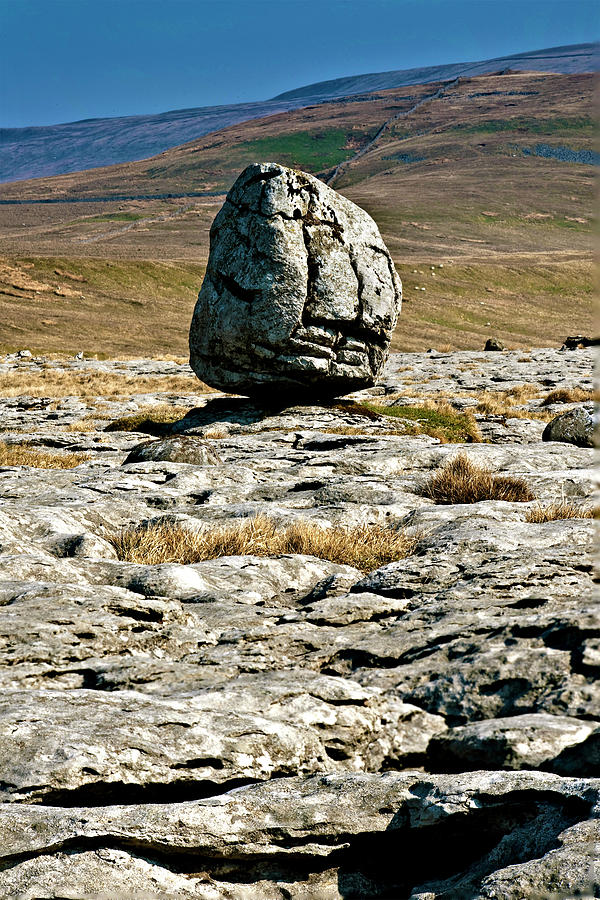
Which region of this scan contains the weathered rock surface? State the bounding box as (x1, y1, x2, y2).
(0, 346, 596, 897)
(189, 162, 401, 398)
(0, 772, 596, 899)
(428, 713, 598, 773)
(123, 435, 223, 465)
(542, 404, 596, 447)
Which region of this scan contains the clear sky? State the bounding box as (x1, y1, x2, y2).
(1, 0, 597, 128)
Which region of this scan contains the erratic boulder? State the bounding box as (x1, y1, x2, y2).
(189, 162, 401, 399)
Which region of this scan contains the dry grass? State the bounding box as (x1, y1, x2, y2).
(421, 452, 536, 504)
(525, 502, 597, 522)
(64, 419, 98, 433)
(0, 441, 89, 468)
(110, 515, 419, 573)
(475, 400, 553, 421)
(472, 385, 552, 421)
(542, 387, 597, 405)
(0, 370, 210, 399)
(105, 404, 193, 435)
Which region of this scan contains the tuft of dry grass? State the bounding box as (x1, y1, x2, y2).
(110, 515, 419, 573)
(0, 441, 89, 468)
(421, 452, 536, 504)
(328, 400, 384, 421)
(542, 387, 597, 405)
(105, 404, 193, 435)
(504, 384, 540, 401)
(473, 386, 551, 421)
(525, 502, 597, 522)
(0, 370, 211, 399)
(64, 419, 98, 433)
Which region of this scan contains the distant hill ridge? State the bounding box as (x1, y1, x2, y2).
(271, 43, 598, 101)
(1, 42, 596, 185)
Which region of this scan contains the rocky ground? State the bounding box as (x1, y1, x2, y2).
(0, 347, 596, 898)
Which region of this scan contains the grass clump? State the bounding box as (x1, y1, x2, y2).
(542, 387, 596, 405)
(105, 405, 192, 435)
(0, 442, 89, 469)
(110, 514, 419, 573)
(366, 401, 482, 443)
(421, 452, 535, 504)
(525, 502, 596, 523)
(473, 385, 552, 421)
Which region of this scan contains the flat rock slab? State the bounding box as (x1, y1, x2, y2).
(0, 772, 597, 899)
(0, 688, 328, 804)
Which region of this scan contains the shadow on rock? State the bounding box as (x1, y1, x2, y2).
(170, 397, 291, 432)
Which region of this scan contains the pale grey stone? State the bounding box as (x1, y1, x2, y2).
(0, 772, 596, 899)
(0, 688, 328, 803)
(123, 435, 223, 465)
(189, 163, 401, 398)
(0, 346, 596, 898)
(428, 713, 597, 772)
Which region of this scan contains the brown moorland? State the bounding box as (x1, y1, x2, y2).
(0, 71, 593, 355)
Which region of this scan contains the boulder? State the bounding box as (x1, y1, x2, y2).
(123, 435, 222, 465)
(542, 406, 596, 447)
(484, 337, 505, 351)
(560, 335, 599, 350)
(189, 162, 401, 399)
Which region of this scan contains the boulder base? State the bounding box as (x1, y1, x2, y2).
(189, 162, 401, 398)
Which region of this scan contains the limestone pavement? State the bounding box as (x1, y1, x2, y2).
(0, 347, 596, 898)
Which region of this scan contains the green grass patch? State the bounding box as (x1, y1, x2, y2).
(234, 129, 364, 172)
(452, 116, 594, 135)
(364, 402, 482, 443)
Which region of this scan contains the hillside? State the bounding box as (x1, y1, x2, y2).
(272, 41, 598, 100)
(0, 43, 596, 184)
(0, 70, 594, 355)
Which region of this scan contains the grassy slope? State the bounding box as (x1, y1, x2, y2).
(0, 72, 594, 354)
(0, 258, 204, 356)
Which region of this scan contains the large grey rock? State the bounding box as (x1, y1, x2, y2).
(189, 162, 401, 398)
(542, 405, 596, 447)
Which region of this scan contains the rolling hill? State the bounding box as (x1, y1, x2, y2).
(272, 42, 597, 100)
(0, 69, 594, 355)
(0, 43, 596, 185)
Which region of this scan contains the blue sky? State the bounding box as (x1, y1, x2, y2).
(1, 0, 597, 128)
